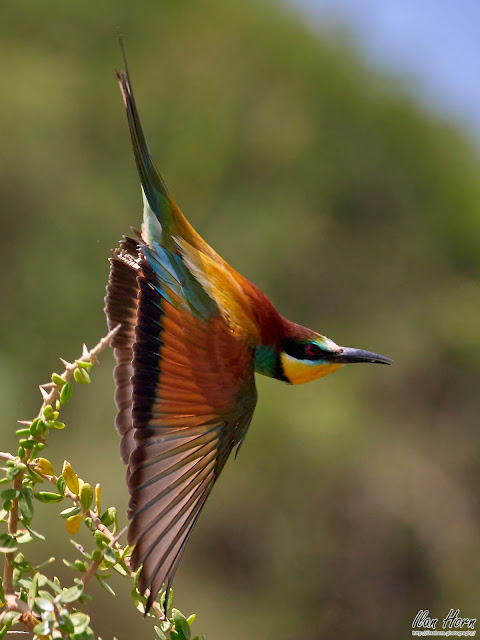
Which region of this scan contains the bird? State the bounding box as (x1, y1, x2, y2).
(105, 52, 392, 614)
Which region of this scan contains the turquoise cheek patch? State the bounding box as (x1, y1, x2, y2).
(254, 344, 277, 377)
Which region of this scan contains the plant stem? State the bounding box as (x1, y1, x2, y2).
(1, 328, 119, 603)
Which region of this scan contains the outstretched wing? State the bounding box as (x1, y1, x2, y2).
(106, 237, 257, 611)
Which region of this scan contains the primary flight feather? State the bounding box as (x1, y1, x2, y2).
(105, 55, 392, 613)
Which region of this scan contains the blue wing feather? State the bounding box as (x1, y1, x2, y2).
(142, 242, 217, 321)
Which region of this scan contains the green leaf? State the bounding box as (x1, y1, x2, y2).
(100, 506, 117, 527)
(58, 610, 75, 634)
(0, 534, 18, 553)
(79, 483, 93, 510)
(18, 438, 34, 449)
(63, 559, 79, 571)
(15, 529, 33, 544)
(133, 566, 142, 590)
(77, 593, 92, 605)
(58, 584, 83, 603)
(154, 626, 167, 640)
(43, 404, 55, 420)
(3, 611, 21, 627)
(34, 491, 64, 503)
(15, 427, 31, 436)
(112, 561, 128, 576)
(56, 475, 66, 496)
(71, 612, 90, 634)
(172, 609, 191, 640)
(35, 557, 55, 571)
(28, 572, 39, 609)
(35, 596, 54, 612)
(121, 544, 134, 559)
(60, 505, 80, 518)
(93, 530, 110, 549)
(12, 552, 28, 567)
(60, 381, 73, 404)
(75, 360, 93, 372)
(51, 420, 66, 430)
(40, 578, 62, 594)
(71, 627, 95, 640)
(73, 368, 90, 384)
(8, 467, 22, 481)
(30, 419, 46, 437)
(96, 575, 115, 596)
(103, 546, 117, 566)
(26, 468, 44, 485)
(186, 614, 196, 625)
(160, 588, 174, 612)
(91, 548, 102, 562)
(33, 619, 53, 636)
(25, 523, 45, 540)
(18, 488, 34, 524)
(52, 373, 66, 386)
(74, 560, 87, 572)
(0, 489, 19, 501)
(97, 571, 111, 579)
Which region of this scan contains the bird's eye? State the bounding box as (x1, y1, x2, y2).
(305, 343, 322, 358)
(283, 339, 328, 361)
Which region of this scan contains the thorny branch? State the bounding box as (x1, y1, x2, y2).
(22, 467, 165, 621)
(3, 328, 119, 596)
(0, 327, 169, 636)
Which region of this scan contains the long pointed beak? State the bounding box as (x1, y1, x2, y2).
(334, 347, 393, 365)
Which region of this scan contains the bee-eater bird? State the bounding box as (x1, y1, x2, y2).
(105, 56, 392, 613)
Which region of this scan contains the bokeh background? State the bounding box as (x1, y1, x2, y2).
(1, 1, 480, 638)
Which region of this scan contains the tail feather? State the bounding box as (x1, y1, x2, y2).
(116, 42, 173, 231)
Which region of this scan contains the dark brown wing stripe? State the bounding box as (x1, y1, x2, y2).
(105, 235, 141, 464)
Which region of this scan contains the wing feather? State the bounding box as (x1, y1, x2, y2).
(106, 243, 257, 612)
(105, 236, 141, 465)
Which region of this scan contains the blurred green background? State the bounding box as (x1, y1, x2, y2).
(1, 0, 480, 638)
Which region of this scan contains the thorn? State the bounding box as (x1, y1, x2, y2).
(81, 344, 90, 360)
(39, 386, 50, 400)
(41, 382, 56, 389)
(90, 353, 100, 366)
(107, 324, 121, 341)
(59, 358, 70, 367)
(17, 420, 32, 426)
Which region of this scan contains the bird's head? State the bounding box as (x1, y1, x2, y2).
(254, 319, 392, 384)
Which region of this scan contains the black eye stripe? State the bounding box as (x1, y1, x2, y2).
(283, 340, 329, 361)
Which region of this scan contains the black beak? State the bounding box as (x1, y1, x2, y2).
(334, 347, 393, 365)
